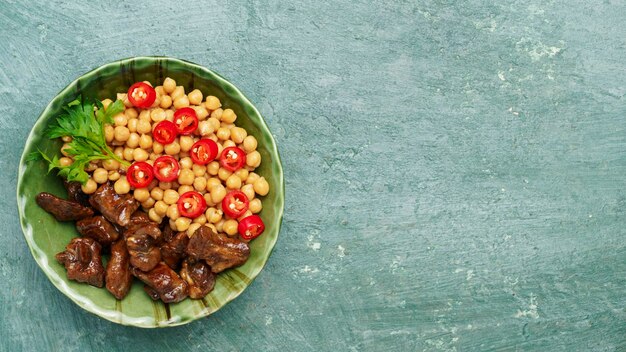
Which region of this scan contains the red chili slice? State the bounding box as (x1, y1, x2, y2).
(238, 215, 265, 240)
(173, 107, 199, 135)
(153, 156, 180, 182)
(153, 120, 178, 145)
(127, 82, 156, 109)
(219, 147, 246, 172)
(222, 190, 249, 218)
(190, 139, 218, 165)
(126, 161, 154, 188)
(177, 191, 207, 219)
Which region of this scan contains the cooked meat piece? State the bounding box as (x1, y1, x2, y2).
(55, 237, 104, 287)
(76, 216, 120, 246)
(132, 263, 188, 303)
(125, 221, 162, 242)
(126, 229, 161, 272)
(89, 183, 139, 227)
(63, 181, 90, 207)
(162, 223, 175, 243)
(36, 192, 94, 221)
(125, 211, 152, 230)
(105, 239, 132, 299)
(180, 259, 216, 299)
(185, 226, 250, 273)
(143, 285, 160, 300)
(160, 232, 189, 270)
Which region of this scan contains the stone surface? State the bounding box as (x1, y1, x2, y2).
(1, 0, 626, 351)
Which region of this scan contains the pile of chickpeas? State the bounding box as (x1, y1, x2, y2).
(60, 77, 270, 236)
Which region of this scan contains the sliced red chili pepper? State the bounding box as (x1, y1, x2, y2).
(238, 215, 265, 240)
(173, 107, 199, 135)
(127, 82, 156, 109)
(152, 120, 178, 145)
(126, 161, 154, 188)
(190, 139, 218, 165)
(222, 190, 249, 218)
(219, 146, 246, 172)
(153, 155, 180, 182)
(177, 191, 207, 219)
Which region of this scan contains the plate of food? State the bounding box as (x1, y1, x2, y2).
(16, 57, 284, 327)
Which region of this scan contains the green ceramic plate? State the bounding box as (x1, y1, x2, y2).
(16, 57, 284, 327)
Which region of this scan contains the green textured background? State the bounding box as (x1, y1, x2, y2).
(1, 1, 625, 351)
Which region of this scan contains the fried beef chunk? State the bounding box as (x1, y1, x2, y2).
(132, 263, 189, 303)
(126, 226, 161, 272)
(76, 216, 120, 246)
(63, 181, 90, 207)
(185, 226, 250, 273)
(105, 239, 132, 300)
(125, 211, 152, 230)
(55, 237, 104, 287)
(160, 232, 189, 270)
(36, 192, 94, 221)
(180, 259, 216, 299)
(143, 285, 160, 301)
(89, 183, 139, 227)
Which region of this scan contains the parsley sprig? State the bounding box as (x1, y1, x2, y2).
(27, 98, 130, 185)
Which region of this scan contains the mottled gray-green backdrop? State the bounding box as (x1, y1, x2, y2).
(1, 1, 625, 351)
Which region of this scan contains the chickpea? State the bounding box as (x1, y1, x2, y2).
(226, 174, 242, 189)
(179, 136, 194, 152)
(164, 141, 181, 155)
(114, 178, 131, 194)
(139, 134, 153, 149)
(159, 181, 173, 190)
(218, 167, 232, 181)
(150, 187, 164, 201)
(108, 171, 121, 181)
(246, 172, 260, 185)
(205, 207, 223, 223)
(154, 200, 168, 217)
(223, 219, 238, 236)
(101, 159, 118, 171)
(148, 208, 162, 223)
(150, 108, 166, 123)
(117, 93, 132, 108)
(178, 168, 195, 185)
(160, 95, 172, 109)
(92, 168, 108, 184)
(125, 107, 138, 119)
(152, 141, 164, 154)
(139, 110, 151, 121)
(193, 177, 207, 192)
(175, 217, 191, 232)
(234, 168, 249, 182)
(178, 185, 194, 194)
(171, 86, 184, 100)
(166, 204, 180, 220)
(59, 157, 73, 167)
(221, 122, 235, 130)
(237, 210, 253, 221)
(187, 223, 202, 237)
(113, 113, 127, 127)
(222, 140, 236, 148)
(114, 126, 130, 142)
(60, 143, 71, 157)
(208, 116, 221, 131)
(101, 99, 113, 110)
(173, 95, 190, 109)
(133, 148, 149, 162)
(229, 127, 247, 144)
(246, 151, 261, 168)
(141, 197, 156, 209)
(210, 184, 227, 204)
(249, 198, 262, 213)
(134, 188, 150, 202)
(137, 119, 152, 134)
(197, 120, 214, 136)
(127, 118, 138, 133)
(113, 146, 123, 159)
(204, 193, 216, 207)
(122, 147, 133, 161)
(188, 89, 203, 105)
(215, 219, 225, 232)
(104, 125, 115, 143)
(205, 95, 221, 110)
(126, 132, 140, 148)
(163, 189, 179, 205)
(205, 177, 221, 191)
(221, 108, 237, 123)
(85, 162, 99, 172)
(242, 135, 258, 152)
(165, 109, 175, 121)
(80, 179, 97, 194)
(193, 214, 207, 225)
(194, 105, 209, 120)
(216, 142, 224, 157)
(254, 177, 269, 196)
(207, 161, 220, 175)
(163, 77, 176, 93)
(216, 127, 230, 141)
(241, 184, 255, 200)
